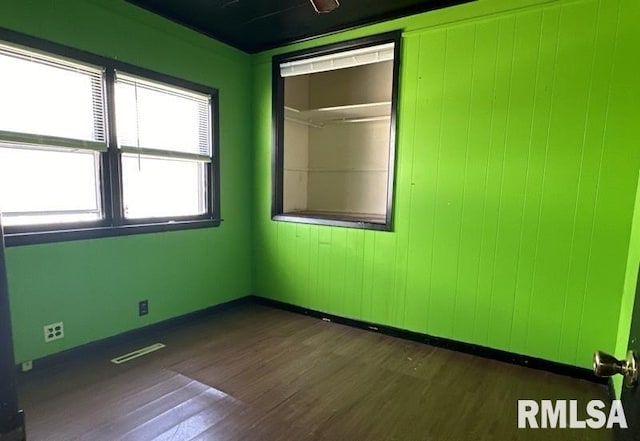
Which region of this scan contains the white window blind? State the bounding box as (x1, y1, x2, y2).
(0, 41, 104, 226)
(115, 72, 212, 162)
(0, 42, 106, 151)
(279, 42, 395, 77)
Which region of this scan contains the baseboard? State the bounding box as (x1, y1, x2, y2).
(252, 295, 606, 385)
(19, 296, 252, 372)
(19, 294, 605, 386)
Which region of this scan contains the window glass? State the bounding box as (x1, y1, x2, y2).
(121, 154, 206, 219)
(0, 43, 105, 142)
(0, 37, 219, 242)
(0, 145, 101, 226)
(115, 73, 210, 156)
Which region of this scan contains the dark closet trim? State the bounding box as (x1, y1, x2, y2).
(271, 31, 401, 232)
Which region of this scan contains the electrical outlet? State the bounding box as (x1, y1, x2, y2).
(139, 300, 149, 316)
(44, 322, 64, 342)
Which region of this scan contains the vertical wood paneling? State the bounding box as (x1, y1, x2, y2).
(401, 34, 433, 333)
(316, 227, 332, 312)
(343, 228, 365, 318)
(508, 7, 561, 354)
(389, 36, 420, 327)
(327, 227, 347, 315)
(554, 1, 604, 365)
(473, 16, 512, 346)
(577, 0, 639, 367)
(486, 11, 539, 352)
(428, 24, 474, 339)
(360, 230, 376, 320)
(448, 23, 478, 344)
(453, 21, 498, 344)
(370, 233, 397, 324)
(306, 225, 320, 310)
(253, 0, 640, 369)
(413, 28, 447, 334)
(526, 3, 599, 362)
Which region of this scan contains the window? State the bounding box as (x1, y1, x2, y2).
(0, 42, 105, 227)
(272, 32, 400, 231)
(0, 34, 219, 245)
(114, 73, 212, 221)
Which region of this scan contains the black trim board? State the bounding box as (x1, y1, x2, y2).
(4, 219, 222, 247)
(19, 297, 251, 372)
(252, 296, 607, 385)
(19, 294, 605, 386)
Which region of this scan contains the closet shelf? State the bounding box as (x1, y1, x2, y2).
(285, 101, 391, 127)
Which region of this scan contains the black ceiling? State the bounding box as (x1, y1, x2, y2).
(126, 0, 474, 54)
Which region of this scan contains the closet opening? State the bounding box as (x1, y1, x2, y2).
(271, 32, 401, 231)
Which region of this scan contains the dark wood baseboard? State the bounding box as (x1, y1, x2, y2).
(252, 295, 606, 385)
(19, 296, 252, 373)
(19, 294, 604, 386)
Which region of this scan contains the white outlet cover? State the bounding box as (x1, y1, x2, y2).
(44, 322, 64, 342)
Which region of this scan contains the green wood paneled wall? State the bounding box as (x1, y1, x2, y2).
(1, 0, 253, 363)
(253, 0, 640, 369)
(1, 0, 638, 371)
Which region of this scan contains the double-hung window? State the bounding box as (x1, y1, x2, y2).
(0, 43, 106, 227)
(0, 34, 220, 245)
(114, 73, 213, 221)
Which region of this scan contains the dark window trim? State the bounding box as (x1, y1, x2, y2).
(0, 27, 221, 247)
(271, 31, 401, 232)
(4, 219, 220, 247)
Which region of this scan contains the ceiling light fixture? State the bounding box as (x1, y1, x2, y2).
(310, 0, 340, 14)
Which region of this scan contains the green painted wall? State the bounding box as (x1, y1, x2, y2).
(1, 0, 253, 363)
(2, 0, 638, 373)
(613, 173, 640, 396)
(252, 0, 640, 369)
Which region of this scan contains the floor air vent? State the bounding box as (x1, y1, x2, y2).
(110, 343, 166, 364)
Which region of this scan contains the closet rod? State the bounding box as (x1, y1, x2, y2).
(337, 116, 390, 124)
(285, 117, 323, 129)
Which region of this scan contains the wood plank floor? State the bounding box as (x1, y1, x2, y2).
(18, 303, 612, 441)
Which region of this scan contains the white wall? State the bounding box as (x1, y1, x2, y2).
(307, 121, 390, 215)
(309, 61, 393, 108)
(283, 60, 393, 217)
(283, 75, 310, 211)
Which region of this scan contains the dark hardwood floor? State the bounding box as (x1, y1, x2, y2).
(18, 303, 612, 441)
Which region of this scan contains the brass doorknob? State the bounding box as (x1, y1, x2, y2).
(593, 350, 639, 388)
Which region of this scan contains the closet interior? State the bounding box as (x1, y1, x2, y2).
(281, 55, 394, 224)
